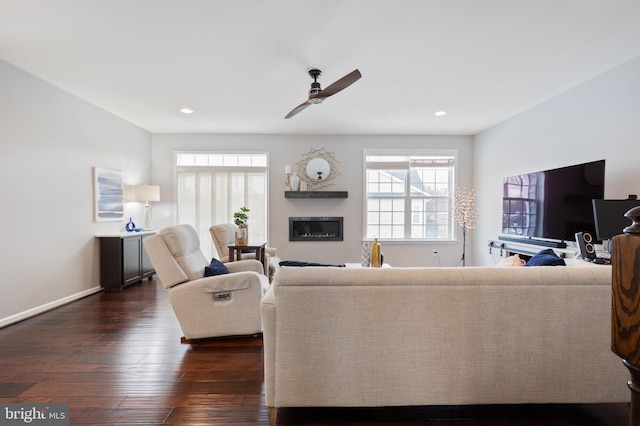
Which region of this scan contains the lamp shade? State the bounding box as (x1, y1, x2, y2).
(132, 184, 160, 202)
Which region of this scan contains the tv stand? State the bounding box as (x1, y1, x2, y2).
(498, 235, 567, 248)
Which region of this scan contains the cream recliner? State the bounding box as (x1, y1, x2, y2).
(143, 224, 269, 341)
(209, 223, 280, 280)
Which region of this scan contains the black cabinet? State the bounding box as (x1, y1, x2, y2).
(99, 232, 156, 291)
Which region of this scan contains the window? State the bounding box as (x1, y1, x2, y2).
(176, 152, 268, 258)
(364, 150, 456, 241)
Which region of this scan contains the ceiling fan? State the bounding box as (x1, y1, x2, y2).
(285, 68, 362, 119)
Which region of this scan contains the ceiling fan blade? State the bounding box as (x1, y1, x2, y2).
(284, 100, 311, 119)
(312, 69, 361, 100)
(285, 68, 361, 119)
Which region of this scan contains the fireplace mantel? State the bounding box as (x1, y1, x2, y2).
(284, 191, 348, 198)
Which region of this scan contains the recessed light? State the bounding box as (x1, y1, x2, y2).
(180, 108, 194, 114)
(434, 110, 447, 116)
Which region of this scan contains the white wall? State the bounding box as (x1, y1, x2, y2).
(5, 45, 636, 325)
(473, 55, 640, 266)
(0, 60, 151, 326)
(151, 134, 473, 267)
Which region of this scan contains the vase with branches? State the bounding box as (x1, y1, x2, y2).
(453, 186, 478, 266)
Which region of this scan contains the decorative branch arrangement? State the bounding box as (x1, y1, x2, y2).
(453, 186, 478, 266)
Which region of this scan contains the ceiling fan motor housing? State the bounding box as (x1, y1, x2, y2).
(308, 69, 323, 103)
(309, 82, 323, 103)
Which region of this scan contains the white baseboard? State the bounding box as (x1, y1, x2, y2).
(0, 286, 103, 329)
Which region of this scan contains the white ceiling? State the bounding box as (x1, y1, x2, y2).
(1, 0, 639, 135)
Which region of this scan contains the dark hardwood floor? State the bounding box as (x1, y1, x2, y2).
(0, 278, 630, 425)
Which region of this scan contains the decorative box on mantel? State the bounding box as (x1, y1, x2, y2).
(285, 191, 348, 199)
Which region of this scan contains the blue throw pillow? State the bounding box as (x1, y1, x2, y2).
(525, 248, 566, 266)
(204, 258, 230, 276)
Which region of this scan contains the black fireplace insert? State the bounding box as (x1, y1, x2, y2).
(289, 217, 344, 241)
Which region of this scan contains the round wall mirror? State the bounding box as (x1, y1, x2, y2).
(306, 158, 331, 182)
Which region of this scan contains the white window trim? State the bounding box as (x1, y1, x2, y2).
(363, 148, 458, 243)
(173, 150, 270, 258)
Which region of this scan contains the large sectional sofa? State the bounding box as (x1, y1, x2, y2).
(261, 265, 629, 425)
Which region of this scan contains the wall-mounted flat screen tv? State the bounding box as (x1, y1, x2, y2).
(502, 159, 605, 244)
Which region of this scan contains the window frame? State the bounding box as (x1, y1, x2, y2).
(363, 149, 458, 242)
(174, 151, 269, 258)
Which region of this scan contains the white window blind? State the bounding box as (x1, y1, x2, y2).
(364, 150, 456, 241)
(176, 152, 268, 259)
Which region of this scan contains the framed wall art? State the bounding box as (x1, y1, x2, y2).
(93, 167, 124, 222)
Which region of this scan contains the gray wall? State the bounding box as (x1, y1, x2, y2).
(151, 134, 473, 267)
(473, 55, 640, 266)
(0, 60, 152, 326)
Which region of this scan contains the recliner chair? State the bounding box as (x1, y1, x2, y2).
(209, 223, 280, 280)
(143, 224, 269, 341)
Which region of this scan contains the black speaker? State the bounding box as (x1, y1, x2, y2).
(575, 232, 596, 261)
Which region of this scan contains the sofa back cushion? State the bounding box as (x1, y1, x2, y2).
(273, 265, 610, 288)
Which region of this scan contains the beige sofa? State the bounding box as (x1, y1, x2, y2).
(261, 265, 629, 425)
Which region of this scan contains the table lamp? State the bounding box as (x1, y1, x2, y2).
(132, 184, 160, 230)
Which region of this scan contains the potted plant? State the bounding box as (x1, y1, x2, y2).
(233, 206, 250, 246)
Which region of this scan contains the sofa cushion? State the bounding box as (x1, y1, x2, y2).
(526, 248, 566, 266)
(204, 258, 230, 277)
(497, 254, 524, 267)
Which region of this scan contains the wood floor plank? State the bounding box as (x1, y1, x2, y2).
(0, 382, 35, 398)
(120, 394, 248, 407)
(70, 407, 172, 425)
(0, 279, 630, 425)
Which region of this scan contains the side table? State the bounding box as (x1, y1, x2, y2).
(228, 242, 267, 275)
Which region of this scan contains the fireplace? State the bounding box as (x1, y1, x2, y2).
(289, 217, 344, 241)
